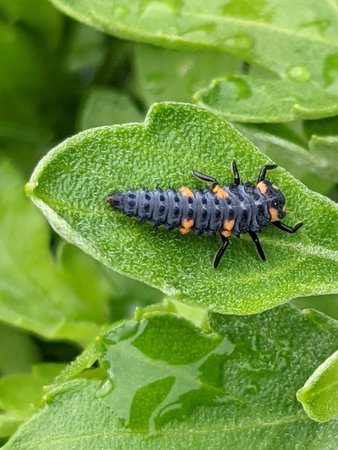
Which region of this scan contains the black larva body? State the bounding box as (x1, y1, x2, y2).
(110, 183, 269, 237)
(107, 161, 303, 268)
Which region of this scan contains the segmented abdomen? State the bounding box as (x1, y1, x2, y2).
(108, 183, 270, 236)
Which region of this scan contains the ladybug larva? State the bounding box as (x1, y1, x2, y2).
(107, 161, 303, 268)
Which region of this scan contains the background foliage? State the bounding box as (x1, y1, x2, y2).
(0, 0, 337, 448)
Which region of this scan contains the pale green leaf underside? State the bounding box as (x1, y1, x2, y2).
(297, 350, 338, 422)
(0, 162, 110, 343)
(4, 305, 338, 449)
(49, 0, 338, 85)
(195, 75, 338, 122)
(27, 103, 338, 314)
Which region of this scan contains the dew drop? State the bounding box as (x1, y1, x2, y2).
(100, 378, 114, 396)
(287, 65, 311, 82)
(224, 34, 253, 50)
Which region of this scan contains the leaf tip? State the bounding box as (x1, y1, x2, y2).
(24, 180, 38, 197)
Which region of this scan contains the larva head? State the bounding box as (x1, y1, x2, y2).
(257, 180, 286, 222)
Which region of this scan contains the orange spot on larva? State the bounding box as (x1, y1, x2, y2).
(269, 207, 279, 222)
(180, 218, 194, 234)
(223, 219, 235, 231)
(257, 181, 267, 194)
(221, 219, 235, 237)
(182, 218, 194, 229)
(221, 230, 231, 237)
(212, 184, 228, 198)
(179, 186, 193, 197)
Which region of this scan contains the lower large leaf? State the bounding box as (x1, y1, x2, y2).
(4, 304, 338, 449)
(27, 102, 338, 314)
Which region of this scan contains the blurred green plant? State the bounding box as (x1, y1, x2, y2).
(0, 0, 337, 448)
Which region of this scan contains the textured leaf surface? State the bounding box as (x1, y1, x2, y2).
(0, 162, 110, 343)
(297, 350, 338, 422)
(27, 103, 338, 314)
(4, 305, 338, 449)
(195, 75, 338, 122)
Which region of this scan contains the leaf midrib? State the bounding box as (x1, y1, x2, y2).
(17, 411, 308, 445)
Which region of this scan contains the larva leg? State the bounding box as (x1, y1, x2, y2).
(249, 230, 266, 261)
(231, 160, 240, 186)
(213, 234, 230, 268)
(272, 221, 303, 233)
(192, 170, 218, 188)
(257, 163, 278, 183)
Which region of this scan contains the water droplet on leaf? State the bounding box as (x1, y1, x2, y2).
(224, 34, 253, 50)
(287, 65, 311, 82)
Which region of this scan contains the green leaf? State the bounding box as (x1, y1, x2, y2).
(4, 305, 338, 449)
(134, 44, 242, 105)
(0, 324, 40, 376)
(98, 313, 234, 433)
(64, 23, 107, 77)
(49, 0, 338, 83)
(105, 271, 164, 321)
(1, 0, 63, 50)
(78, 88, 143, 130)
(297, 350, 338, 422)
(293, 294, 338, 321)
(49, 0, 338, 122)
(308, 135, 338, 181)
(303, 115, 338, 139)
(0, 161, 110, 343)
(0, 363, 64, 437)
(236, 123, 337, 191)
(27, 102, 338, 315)
(195, 75, 338, 122)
